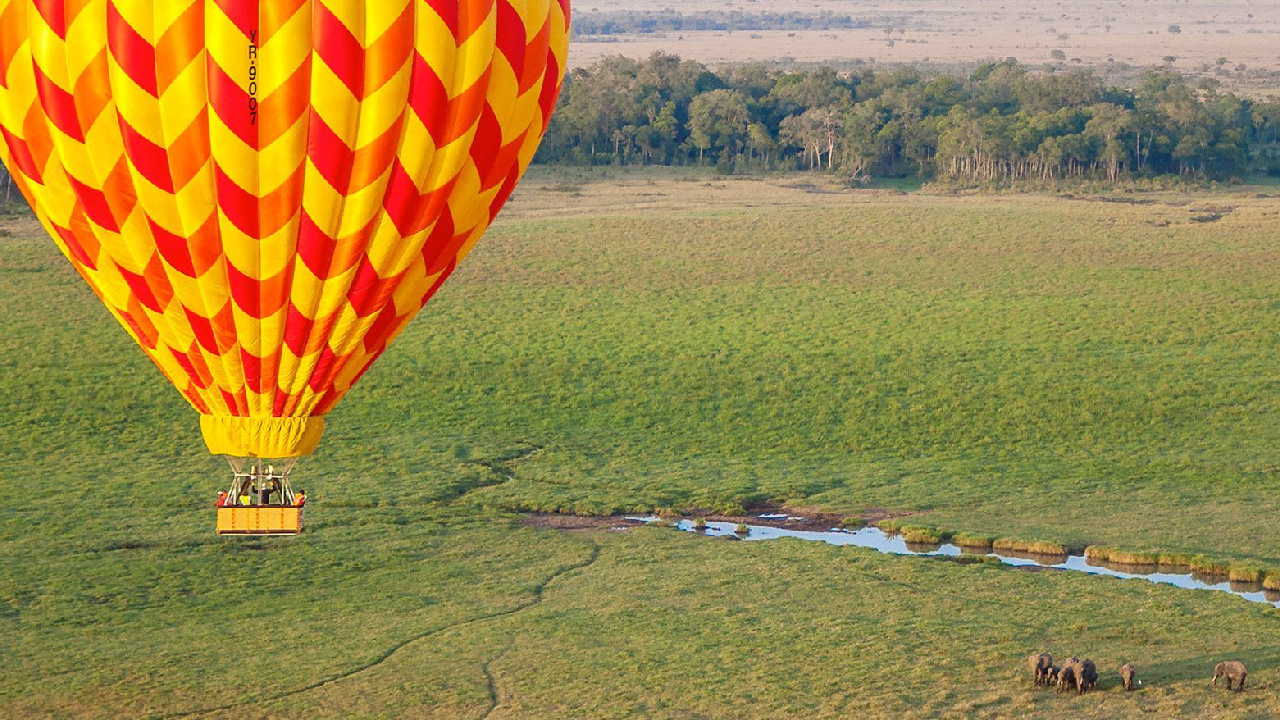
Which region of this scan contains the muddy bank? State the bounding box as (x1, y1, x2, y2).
(520, 505, 912, 533)
(520, 514, 623, 531)
(698, 509, 849, 533)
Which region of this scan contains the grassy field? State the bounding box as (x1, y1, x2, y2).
(3, 169, 1280, 716)
(444, 170, 1280, 563)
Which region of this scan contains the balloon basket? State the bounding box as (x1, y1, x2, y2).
(217, 506, 303, 535)
(215, 457, 306, 535)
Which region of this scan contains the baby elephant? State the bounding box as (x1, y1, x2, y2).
(1213, 661, 1248, 691)
(1028, 653, 1054, 686)
(1119, 663, 1138, 691)
(1047, 666, 1060, 685)
(1056, 662, 1078, 693)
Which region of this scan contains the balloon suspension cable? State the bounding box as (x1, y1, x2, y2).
(223, 456, 300, 507)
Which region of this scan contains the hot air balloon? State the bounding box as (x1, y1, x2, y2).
(0, 0, 570, 533)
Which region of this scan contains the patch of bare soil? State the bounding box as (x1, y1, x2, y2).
(858, 507, 921, 525)
(524, 505, 923, 533)
(701, 512, 841, 532)
(520, 514, 630, 531)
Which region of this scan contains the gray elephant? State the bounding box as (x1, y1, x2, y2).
(1056, 662, 1078, 692)
(1047, 666, 1060, 685)
(1119, 663, 1137, 691)
(1076, 659, 1098, 693)
(1028, 653, 1053, 686)
(1212, 661, 1248, 691)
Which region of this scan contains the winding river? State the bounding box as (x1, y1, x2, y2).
(627, 517, 1280, 608)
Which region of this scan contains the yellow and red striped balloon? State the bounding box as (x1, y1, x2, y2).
(0, 0, 569, 457)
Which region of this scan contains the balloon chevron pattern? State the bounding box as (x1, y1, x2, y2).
(0, 0, 570, 457)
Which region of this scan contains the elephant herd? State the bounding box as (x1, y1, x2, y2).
(1029, 654, 1249, 693)
(1029, 654, 1101, 693)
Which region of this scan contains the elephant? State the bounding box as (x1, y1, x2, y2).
(1056, 662, 1078, 692)
(1028, 653, 1053, 686)
(1119, 663, 1137, 691)
(1213, 661, 1248, 691)
(1076, 659, 1098, 693)
(1047, 666, 1060, 685)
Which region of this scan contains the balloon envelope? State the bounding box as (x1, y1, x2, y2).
(0, 0, 569, 457)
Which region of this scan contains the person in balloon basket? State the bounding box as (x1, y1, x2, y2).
(237, 465, 258, 506)
(294, 490, 306, 508)
(259, 475, 281, 505)
(215, 490, 228, 508)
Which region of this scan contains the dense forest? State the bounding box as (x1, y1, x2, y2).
(536, 54, 1280, 184)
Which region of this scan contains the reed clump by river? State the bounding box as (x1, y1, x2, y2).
(878, 519, 1068, 556)
(1082, 546, 1280, 581)
(878, 523, 1280, 586)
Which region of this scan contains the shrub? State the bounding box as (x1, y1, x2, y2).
(840, 516, 865, 529)
(735, 522, 749, 534)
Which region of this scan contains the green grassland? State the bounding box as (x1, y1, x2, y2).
(411, 170, 1280, 560)
(3, 169, 1280, 716)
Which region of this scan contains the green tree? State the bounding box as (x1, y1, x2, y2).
(1085, 103, 1135, 181)
(746, 122, 778, 166)
(688, 89, 750, 163)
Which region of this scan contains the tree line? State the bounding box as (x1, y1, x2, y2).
(536, 53, 1280, 184)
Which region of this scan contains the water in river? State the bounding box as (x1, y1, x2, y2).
(627, 517, 1280, 608)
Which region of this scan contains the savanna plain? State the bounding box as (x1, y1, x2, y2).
(572, 0, 1280, 94)
(3, 169, 1280, 717)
